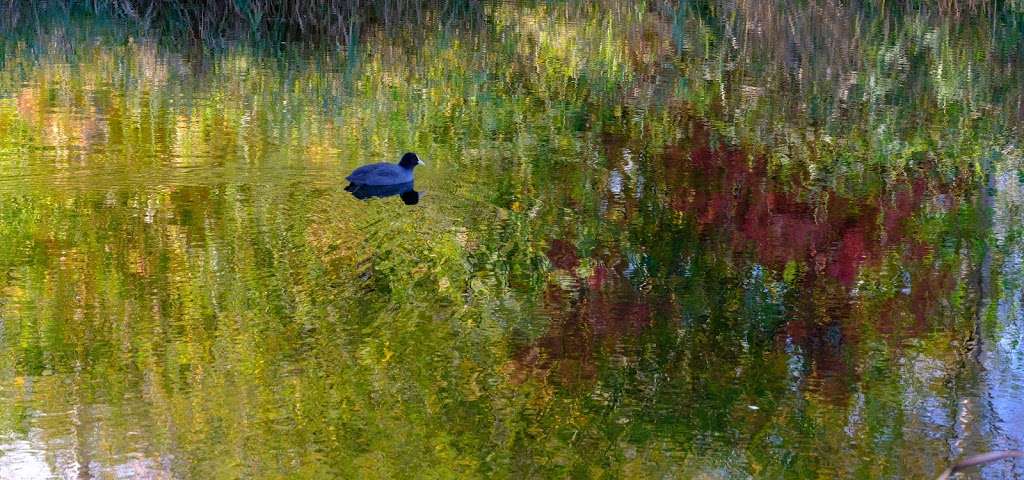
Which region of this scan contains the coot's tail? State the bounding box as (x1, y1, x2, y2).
(344, 183, 357, 192)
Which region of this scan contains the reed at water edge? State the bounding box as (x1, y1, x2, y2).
(0, 0, 482, 45)
(2, 0, 1021, 47)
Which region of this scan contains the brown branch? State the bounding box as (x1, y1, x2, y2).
(935, 451, 1024, 480)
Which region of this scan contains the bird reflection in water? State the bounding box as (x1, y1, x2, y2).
(345, 181, 421, 205)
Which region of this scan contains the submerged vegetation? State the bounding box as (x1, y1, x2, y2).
(0, 0, 1023, 478)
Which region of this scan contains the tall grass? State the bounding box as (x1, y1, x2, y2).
(0, 0, 483, 45)
(2, 0, 1022, 47)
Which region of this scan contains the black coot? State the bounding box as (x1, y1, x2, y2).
(346, 152, 423, 186)
(345, 152, 424, 205)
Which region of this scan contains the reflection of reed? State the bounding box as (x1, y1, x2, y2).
(964, 149, 999, 362)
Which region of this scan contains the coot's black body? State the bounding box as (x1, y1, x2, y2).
(345, 152, 423, 186)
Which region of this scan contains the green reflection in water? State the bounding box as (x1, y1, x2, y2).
(1, 2, 1023, 478)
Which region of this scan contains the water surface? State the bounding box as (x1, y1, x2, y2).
(1, 3, 1024, 478)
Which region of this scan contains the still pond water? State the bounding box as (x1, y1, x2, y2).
(1, 3, 1024, 479)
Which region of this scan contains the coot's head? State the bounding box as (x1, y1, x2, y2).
(399, 152, 424, 169)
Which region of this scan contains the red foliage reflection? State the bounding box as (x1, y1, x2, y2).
(509, 128, 966, 398)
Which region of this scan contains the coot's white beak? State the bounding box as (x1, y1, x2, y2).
(418, 159, 426, 165)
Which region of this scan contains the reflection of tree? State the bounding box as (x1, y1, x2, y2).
(516, 119, 984, 399)
(0, 2, 1020, 478)
(501, 113, 1002, 476)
